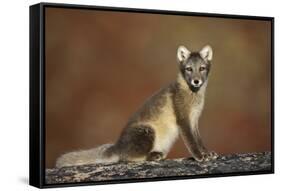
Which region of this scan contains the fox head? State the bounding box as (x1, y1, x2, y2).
(177, 45, 213, 92)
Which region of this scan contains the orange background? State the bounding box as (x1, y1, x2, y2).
(45, 7, 272, 168)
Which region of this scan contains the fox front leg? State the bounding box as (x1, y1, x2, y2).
(179, 123, 206, 161)
(193, 123, 218, 160)
(193, 124, 218, 161)
(180, 122, 217, 162)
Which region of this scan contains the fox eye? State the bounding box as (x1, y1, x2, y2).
(199, 66, 206, 71)
(185, 67, 192, 72)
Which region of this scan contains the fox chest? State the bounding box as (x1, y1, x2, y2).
(176, 94, 204, 128)
(189, 100, 204, 128)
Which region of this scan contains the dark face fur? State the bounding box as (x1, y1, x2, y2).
(177, 45, 213, 92)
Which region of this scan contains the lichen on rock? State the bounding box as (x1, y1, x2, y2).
(46, 152, 272, 184)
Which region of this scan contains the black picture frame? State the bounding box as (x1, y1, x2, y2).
(30, 2, 274, 189)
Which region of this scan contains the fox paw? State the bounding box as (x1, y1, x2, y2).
(208, 151, 219, 159)
(194, 151, 218, 162)
(201, 151, 218, 161)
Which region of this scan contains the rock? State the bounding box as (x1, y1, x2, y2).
(46, 152, 272, 184)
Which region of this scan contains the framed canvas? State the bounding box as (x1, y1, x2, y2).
(29, 2, 274, 188)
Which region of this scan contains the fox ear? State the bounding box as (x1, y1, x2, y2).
(200, 45, 213, 61)
(177, 46, 191, 64)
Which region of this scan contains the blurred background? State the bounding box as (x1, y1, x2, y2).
(45, 7, 272, 168)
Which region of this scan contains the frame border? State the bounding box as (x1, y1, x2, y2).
(29, 2, 274, 188)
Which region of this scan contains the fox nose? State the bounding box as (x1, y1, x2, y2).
(191, 79, 202, 87)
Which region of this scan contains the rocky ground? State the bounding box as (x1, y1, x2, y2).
(46, 152, 272, 184)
